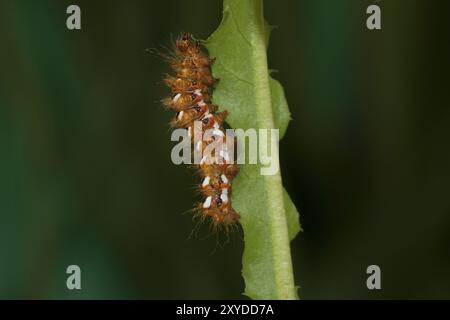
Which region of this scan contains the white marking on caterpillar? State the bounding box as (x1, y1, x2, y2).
(198, 100, 206, 107)
(221, 174, 228, 184)
(219, 149, 230, 162)
(202, 176, 210, 187)
(194, 89, 202, 95)
(213, 129, 224, 137)
(203, 196, 212, 209)
(173, 93, 181, 103)
(220, 189, 229, 204)
(187, 126, 192, 137)
(213, 122, 220, 130)
(177, 111, 184, 121)
(202, 112, 212, 119)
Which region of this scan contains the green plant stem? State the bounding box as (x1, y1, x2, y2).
(248, 0, 297, 300)
(206, 0, 300, 300)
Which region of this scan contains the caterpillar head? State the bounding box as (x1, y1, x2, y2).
(176, 33, 195, 52)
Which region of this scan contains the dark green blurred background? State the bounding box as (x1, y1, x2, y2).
(1, 0, 449, 299)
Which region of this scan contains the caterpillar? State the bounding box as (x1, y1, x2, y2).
(161, 33, 240, 230)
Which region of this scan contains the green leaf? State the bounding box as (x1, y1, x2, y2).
(205, 0, 301, 299)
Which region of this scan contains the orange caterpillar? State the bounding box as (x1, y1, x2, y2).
(162, 33, 240, 229)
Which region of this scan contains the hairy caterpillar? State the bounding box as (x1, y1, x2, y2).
(161, 33, 240, 229)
